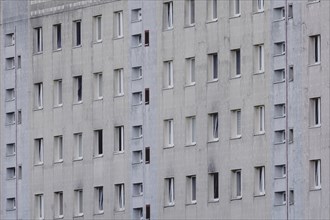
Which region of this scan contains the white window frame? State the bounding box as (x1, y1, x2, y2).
(208, 172, 219, 201)
(54, 192, 63, 218)
(231, 109, 242, 138)
(208, 113, 219, 141)
(255, 166, 265, 195)
(164, 1, 173, 29)
(73, 76, 82, 103)
(74, 189, 83, 216)
(186, 175, 197, 204)
(73, 20, 82, 47)
(256, 44, 264, 73)
(94, 73, 103, 99)
(95, 186, 104, 214)
(35, 194, 44, 219)
(115, 69, 124, 96)
(54, 79, 63, 107)
(256, 0, 264, 12)
(310, 97, 321, 127)
(207, 0, 218, 21)
(164, 119, 174, 147)
(164, 60, 174, 88)
(208, 53, 218, 81)
(186, 57, 195, 85)
(115, 11, 123, 38)
(35, 83, 43, 109)
(131, 8, 142, 22)
(115, 126, 124, 153)
(310, 35, 321, 64)
(116, 184, 125, 211)
(74, 133, 83, 160)
(94, 15, 102, 42)
(35, 138, 44, 165)
(165, 177, 175, 206)
(311, 160, 321, 189)
(94, 130, 103, 157)
(185, 0, 195, 26)
(232, 0, 241, 16)
(186, 116, 196, 145)
(232, 170, 242, 199)
(54, 135, 63, 163)
(34, 27, 43, 53)
(255, 106, 265, 134)
(53, 23, 62, 50)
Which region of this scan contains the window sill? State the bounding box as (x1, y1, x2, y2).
(5, 123, 16, 126)
(54, 216, 64, 219)
(34, 107, 44, 111)
(254, 193, 266, 197)
(184, 24, 195, 29)
(94, 211, 104, 215)
(253, 10, 264, 15)
(73, 213, 84, 218)
(132, 44, 142, 48)
(5, 98, 15, 102)
(6, 208, 16, 211)
(6, 177, 16, 180)
(307, 0, 320, 5)
(132, 194, 143, 198)
(185, 82, 196, 87)
(164, 145, 174, 149)
(208, 138, 219, 143)
(115, 209, 125, 213)
(274, 203, 286, 207)
(274, 80, 285, 84)
(208, 199, 219, 203)
(231, 196, 242, 201)
(54, 159, 63, 164)
(93, 154, 104, 159)
(273, 18, 285, 23)
(309, 124, 321, 129)
(274, 141, 285, 145)
(230, 135, 242, 140)
(253, 71, 264, 75)
(131, 19, 142, 23)
(6, 67, 15, 70)
(164, 204, 175, 208)
(308, 62, 321, 67)
(94, 97, 103, 101)
(230, 75, 241, 80)
(207, 79, 218, 84)
(254, 132, 265, 136)
(132, 136, 143, 140)
(33, 51, 43, 55)
(73, 101, 83, 105)
(273, 53, 285, 57)
(113, 36, 124, 40)
(185, 202, 197, 206)
(274, 115, 286, 119)
(114, 151, 125, 155)
(206, 18, 218, 24)
(310, 187, 321, 191)
(34, 162, 44, 166)
(132, 103, 143, 107)
(114, 94, 124, 98)
(53, 48, 62, 52)
(229, 14, 241, 19)
(185, 143, 196, 147)
(163, 27, 174, 32)
(93, 40, 102, 44)
(73, 157, 83, 162)
(132, 161, 143, 165)
(53, 104, 63, 109)
(132, 77, 143, 81)
(163, 86, 174, 91)
(6, 153, 16, 157)
(73, 45, 82, 49)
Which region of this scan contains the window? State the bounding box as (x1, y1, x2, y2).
(53, 24, 62, 50)
(274, 191, 286, 205)
(163, 1, 173, 29)
(132, 92, 143, 105)
(132, 34, 142, 47)
(6, 143, 15, 156)
(6, 167, 16, 179)
(274, 103, 285, 118)
(94, 130, 103, 157)
(74, 189, 83, 216)
(310, 160, 321, 189)
(74, 133, 83, 159)
(274, 42, 285, 56)
(132, 150, 143, 164)
(95, 187, 103, 213)
(163, 60, 173, 88)
(54, 192, 63, 218)
(186, 116, 196, 145)
(114, 69, 124, 96)
(208, 172, 219, 201)
(5, 88, 15, 101)
(144, 30, 149, 46)
(207, 0, 218, 21)
(164, 119, 174, 147)
(309, 35, 321, 64)
(231, 109, 242, 138)
(145, 88, 150, 105)
(34, 83, 43, 109)
(133, 183, 143, 196)
(54, 79, 63, 106)
(6, 198, 16, 211)
(165, 178, 175, 206)
(186, 175, 196, 204)
(17, 109, 21, 124)
(94, 15, 102, 42)
(274, 130, 285, 144)
(132, 66, 142, 80)
(274, 69, 285, 83)
(208, 53, 218, 81)
(255, 44, 264, 73)
(54, 135, 63, 162)
(115, 184, 125, 211)
(254, 0, 264, 12)
(34, 138, 43, 165)
(94, 73, 103, 99)
(255, 106, 265, 134)
(310, 97, 321, 126)
(208, 113, 218, 141)
(114, 11, 123, 38)
(18, 165, 22, 179)
(185, 0, 195, 26)
(34, 27, 43, 53)
(232, 170, 242, 199)
(289, 65, 294, 81)
(5, 33, 15, 47)
(17, 55, 21, 69)
(230, 0, 240, 16)
(6, 57, 15, 69)
(274, 7, 285, 20)
(308, 0, 320, 3)
(6, 112, 15, 125)
(73, 76, 82, 103)
(133, 208, 143, 220)
(35, 194, 44, 219)
(115, 126, 124, 153)
(145, 147, 150, 164)
(275, 164, 286, 178)
(133, 125, 143, 139)
(146, 204, 150, 220)
(186, 57, 195, 85)
(255, 166, 265, 195)
(132, 8, 142, 22)
(289, 128, 294, 143)
(231, 49, 241, 77)
(289, 189, 294, 205)
(288, 4, 293, 18)
(73, 20, 81, 47)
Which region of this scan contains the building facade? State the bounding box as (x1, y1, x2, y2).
(0, 0, 329, 219)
